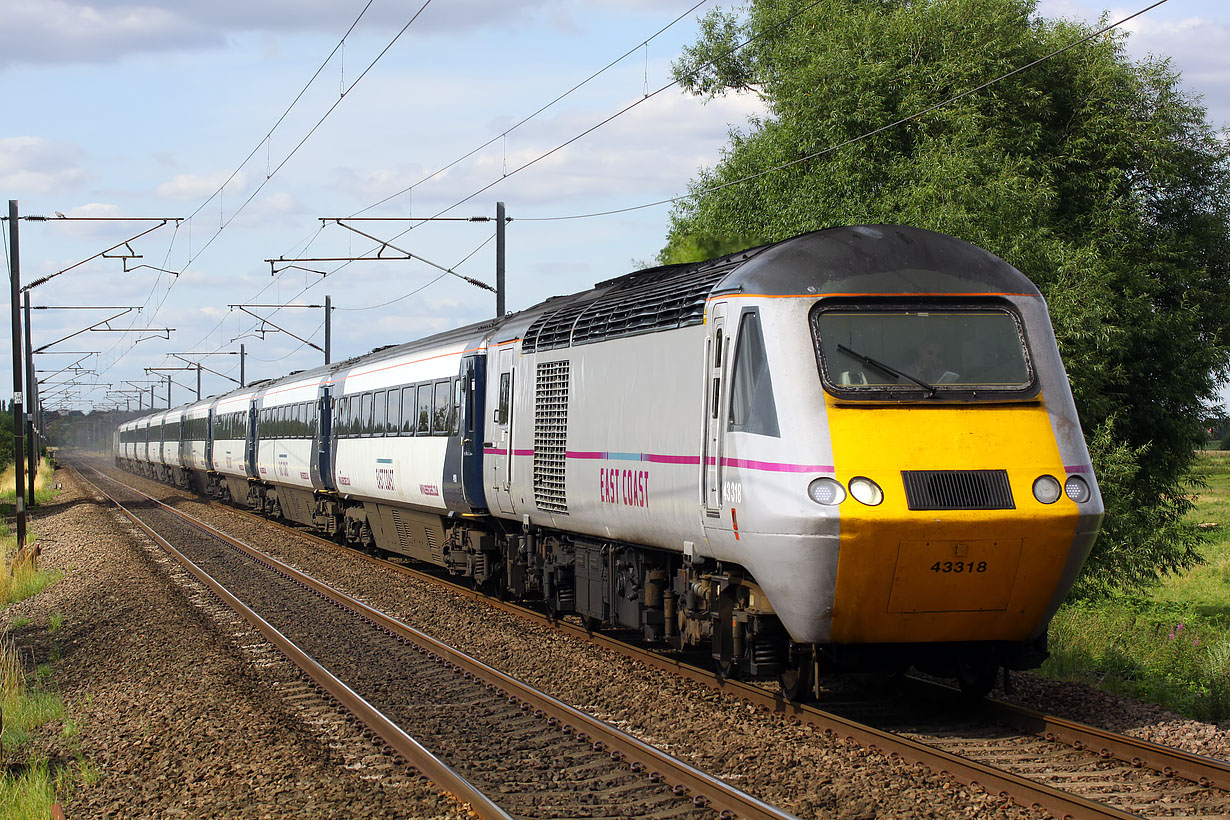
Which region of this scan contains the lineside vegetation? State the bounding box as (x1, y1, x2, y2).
(0, 473, 88, 818)
(1042, 451, 1230, 721)
(662, 0, 1230, 595)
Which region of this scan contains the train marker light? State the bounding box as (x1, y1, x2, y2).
(808, 477, 845, 505)
(849, 477, 883, 506)
(1064, 475, 1091, 503)
(1032, 475, 1062, 504)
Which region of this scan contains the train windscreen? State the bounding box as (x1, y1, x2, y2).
(811, 304, 1035, 399)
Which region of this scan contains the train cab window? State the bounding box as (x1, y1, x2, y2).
(432, 380, 450, 435)
(401, 387, 415, 435)
(729, 311, 779, 437)
(416, 384, 431, 435)
(811, 303, 1036, 400)
(373, 390, 387, 436)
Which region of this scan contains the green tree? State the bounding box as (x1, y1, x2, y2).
(665, 0, 1230, 594)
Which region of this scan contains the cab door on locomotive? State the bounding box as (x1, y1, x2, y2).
(702, 302, 730, 517)
(489, 346, 516, 514)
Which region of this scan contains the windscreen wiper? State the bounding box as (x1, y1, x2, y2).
(836, 343, 937, 396)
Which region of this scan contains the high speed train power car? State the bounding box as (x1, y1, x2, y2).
(116, 225, 1103, 698)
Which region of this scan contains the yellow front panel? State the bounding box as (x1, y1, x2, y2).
(826, 398, 1080, 643)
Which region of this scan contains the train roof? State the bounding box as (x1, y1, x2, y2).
(133, 225, 1039, 419)
(513, 224, 1041, 353)
(724, 225, 1042, 299)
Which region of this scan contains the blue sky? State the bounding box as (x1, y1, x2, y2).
(1, 0, 1227, 412)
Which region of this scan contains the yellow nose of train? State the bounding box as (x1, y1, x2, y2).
(825, 397, 1083, 645)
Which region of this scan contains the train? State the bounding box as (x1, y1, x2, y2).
(114, 225, 1104, 699)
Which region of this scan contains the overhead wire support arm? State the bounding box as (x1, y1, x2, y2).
(322, 219, 497, 294)
(171, 353, 242, 386)
(228, 305, 324, 353)
(20, 219, 183, 292)
(32, 308, 137, 353)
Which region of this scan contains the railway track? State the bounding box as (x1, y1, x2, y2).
(80, 458, 1230, 820)
(75, 463, 799, 820)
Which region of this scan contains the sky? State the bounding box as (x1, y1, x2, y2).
(1, 0, 1227, 414)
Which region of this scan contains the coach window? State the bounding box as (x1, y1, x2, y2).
(432, 380, 450, 435)
(728, 310, 780, 437)
(417, 384, 431, 435)
(387, 388, 400, 435)
(339, 397, 353, 438)
(497, 372, 511, 425)
(400, 387, 415, 435)
(360, 392, 374, 437)
(373, 390, 387, 436)
(451, 377, 463, 435)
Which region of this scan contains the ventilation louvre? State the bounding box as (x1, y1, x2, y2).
(523, 263, 737, 353)
(901, 470, 1015, 510)
(533, 361, 570, 513)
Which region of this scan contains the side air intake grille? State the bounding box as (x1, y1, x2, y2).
(901, 470, 1015, 510)
(533, 360, 570, 513)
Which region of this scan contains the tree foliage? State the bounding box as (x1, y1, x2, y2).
(664, 0, 1230, 595)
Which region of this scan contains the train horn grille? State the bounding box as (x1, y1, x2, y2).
(901, 469, 1015, 510)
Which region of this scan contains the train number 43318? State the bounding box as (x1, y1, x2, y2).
(930, 560, 987, 573)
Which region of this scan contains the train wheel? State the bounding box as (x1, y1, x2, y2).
(778, 646, 813, 701)
(955, 651, 998, 699)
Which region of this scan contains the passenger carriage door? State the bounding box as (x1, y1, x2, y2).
(457, 354, 487, 511)
(311, 385, 331, 491)
(702, 303, 730, 516)
(488, 346, 516, 514)
(205, 410, 214, 469)
(246, 401, 259, 478)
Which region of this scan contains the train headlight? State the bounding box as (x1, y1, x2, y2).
(808, 477, 846, 506)
(1032, 475, 1062, 504)
(1064, 475, 1092, 503)
(848, 477, 884, 506)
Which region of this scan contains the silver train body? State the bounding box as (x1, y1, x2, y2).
(116, 226, 1103, 693)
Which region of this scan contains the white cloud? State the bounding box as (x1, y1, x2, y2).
(0, 137, 91, 194)
(0, 0, 584, 68)
(157, 170, 247, 201)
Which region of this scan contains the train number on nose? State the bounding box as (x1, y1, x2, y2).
(930, 561, 988, 573)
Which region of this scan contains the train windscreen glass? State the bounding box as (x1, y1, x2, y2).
(812, 306, 1034, 398)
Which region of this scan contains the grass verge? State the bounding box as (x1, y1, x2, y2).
(0, 636, 96, 820)
(0, 459, 60, 508)
(1041, 451, 1230, 722)
(0, 472, 90, 818)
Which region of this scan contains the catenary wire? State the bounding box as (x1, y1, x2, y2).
(517, 0, 1175, 222)
(352, 0, 713, 217)
(98, 2, 434, 390)
(167, 0, 725, 378)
